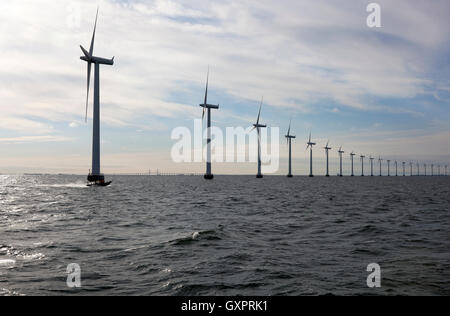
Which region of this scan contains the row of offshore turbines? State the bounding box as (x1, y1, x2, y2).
(200, 70, 448, 179)
(81, 10, 447, 185)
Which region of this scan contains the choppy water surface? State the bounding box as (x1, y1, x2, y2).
(0, 175, 449, 296)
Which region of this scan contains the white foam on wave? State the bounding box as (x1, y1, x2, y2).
(0, 259, 16, 267)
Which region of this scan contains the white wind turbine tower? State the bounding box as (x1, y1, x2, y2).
(417, 163, 420, 176)
(324, 141, 332, 177)
(80, 9, 114, 187)
(387, 160, 391, 177)
(445, 165, 448, 176)
(338, 147, 345, 177)
(410, 162, 413, 176)
(438, 165, 441, 176)
(402, 162, 406, 176)
(379, 157, 383, 176)
(285, 120, 296, 178)
(370, 156, 375, 177)
(199, 67, 219, 180)
(431, 164, 434, 176)
(395, 161, 398, 176)
(424, 164, 427, 176)
(252, 98, 267, 179)
(350, 152, 356, 177)
(360, 155, 366, 177)
(306, 133, 317, 177)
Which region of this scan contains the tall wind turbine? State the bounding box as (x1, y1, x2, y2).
(324, 141, 332, 177)
(306, 133, 316, 177)
(424, 164, 427, 176)
(431, 164, 434, 176)
(402, 162, 406, 176)
(395, 161, 398, 177)
(199, 67, 219, 180)
(438, 165, 441, 176)
(387, 160, 391, 176)
(285, 120, 296, 178)
(252, 98, 267, 179)
(80, 9, 114, 187)
(445, 165, 448, 176)
(417, 163, 420, 176)
(338, 147, 345, 177)
(379, 157, 383, 176)
(360, 155, 366, 177)
(370, 156, 375, 177)
(350, 152, 356, 177)
(410, 162, 413, 176)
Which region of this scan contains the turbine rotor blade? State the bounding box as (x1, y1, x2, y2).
(204, 66, 209, 106)
(89, 8, 99, 57)
(256, 97, 263, 125)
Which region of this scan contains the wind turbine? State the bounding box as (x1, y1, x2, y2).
(438, 165, 441, 176)
(252, 98, 267, 179)
(324, 141, 332, 177)
(379, 157, 383, 176)
(338, 147, 345, 177)
(306, 133, 316, 177)
(445, 165, 448, 176)
(199, 67, 219, 180)
(410, 162, 413, 176)
(350, 152, 356, 177)
(395, 161, 398, 177)
(402, 162, 406, 176)
(424, 164, 427, 176)
(387, 160, 391, 177)
(431, 164, 434, 176)
(360, 155, 365, 177)
(370, 156, 375, 176)
(80, 8, 114, 187)
(285, 120, 296, 178)
(417, 163, 420, 176)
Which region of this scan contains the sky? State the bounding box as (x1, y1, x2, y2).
(0, 0, 449, 175)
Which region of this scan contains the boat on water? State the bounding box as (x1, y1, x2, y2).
(87, 174, 112, 187)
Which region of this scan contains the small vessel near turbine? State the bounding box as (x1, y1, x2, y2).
(80, 9, 114, 187)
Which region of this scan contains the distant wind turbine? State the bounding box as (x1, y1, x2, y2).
(431, 164, 434, 176)
(80, 8, 114, 187)
(417, 163, 420, 176)
(199, 67, 219, 180)
(410, 162, 413, 176)
(350, 152, 356, 177)
(370, 156, 375, 177)
(379, 157, 383, 176)
(285, 120, 296, 178)
(424, 164, 427, 176)
(395, 161, 398, 177)
(360, 155, 366, 177)
(252, 98, 267, 179)
(387, 160, 391, 177)
(338, 147, 345, 177)
(438, 165, 441, 176)
(306, 133, 316, 177)
(324, 141, 332, 177)
(402, 162, 406, 176)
